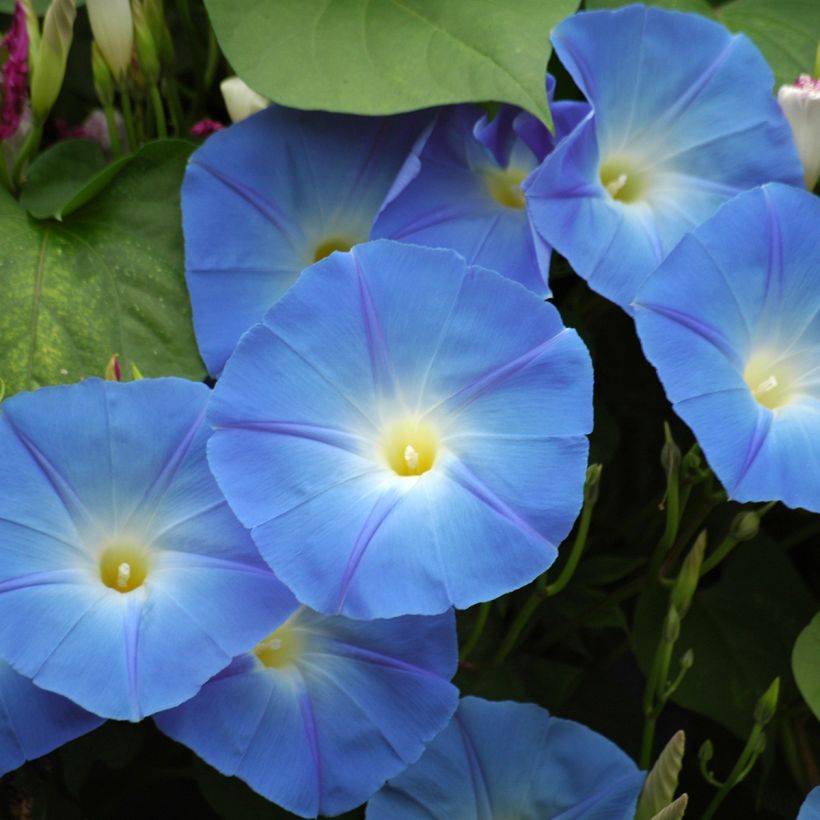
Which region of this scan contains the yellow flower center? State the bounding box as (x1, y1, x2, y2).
(254, 620, 303, 670)
(382, 419, 439, 477)
(313, 236, 355, 262)
(744, 353, 798, 410)
(485, 168, 527, 209)
(599, 157, 648, 203)
(99, 542, 151, 592)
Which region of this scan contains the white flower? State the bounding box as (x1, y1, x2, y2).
(86, 0, 133, 82)
(778, 75, 820, 190)
(220, 76, 269, 123)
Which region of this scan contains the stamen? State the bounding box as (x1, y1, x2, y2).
(116, 562, 132, 590)
(606, 173, 628, 197)
(755, 375, 779, 396)
(404, 444, 420, 471)
(258, 637, 283, 652)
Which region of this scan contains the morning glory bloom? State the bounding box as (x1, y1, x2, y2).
(183, 105, 428, 376)
(208, 240, 593, 618)
(0, 660, 103, 777)
(372, 82, 588, 296)
(634, 184, 820, 512)
(0, 378, 288, 720)
(367, 697, 645, 819)
(156, 594, 458, 819)
(525, 5, 804, 311)
(798, 787, 820, 819)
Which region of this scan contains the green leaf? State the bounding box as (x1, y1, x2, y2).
(793, 611, 820, 722)
(719, 0, 820, 86)
(203, 0, 582, 128)
(20, 139, 131, 220)
(633, 540, 814, 738)
(0, 139, 205, 396)
(586, 0, 820, 87)
(636, 730, 686, 820)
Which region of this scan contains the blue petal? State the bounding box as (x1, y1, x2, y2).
(372, 106, 551, 295)
(184, 106, 428, 375)
(156, 608, 458, 818)
(0, 660, 103, 777)
(0, 378, 287, 719)
(798, 788, 820, 820)
(526, 5, 804, 310)
(367, 696, 644, 819)
(209, 241, 593, 617)
(635, 184, 820, 511)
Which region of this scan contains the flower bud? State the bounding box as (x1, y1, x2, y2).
(670, 531, 705, 618)
(584, 463, 602, 506)
(729, 510, 760, 543)
(698, 739, 714, 765)
(753, 677, 780, 727)
(86, 0, 133, 84)
(777, 75, 820, 190)
(132, 0, 159, 83)
(220, 76, 270, 123)
(30, 0, 75, 123)
(91, 40, 114, 107)
(104, 354, 121, 382)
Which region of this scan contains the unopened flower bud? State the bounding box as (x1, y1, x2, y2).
(584, 463, 602, 506)
(104, 353, 121, 381)
(30, 0, 76, 122)
(664, 604, 681, 643)
(729, 510, 760, 543)
(91, 40, 114, 107)
(698, 739, 714, 765)
(86, 0, 132, 84)
(679, 648, 694, 671)
(220, 76, 270, 123)
(670, 531, 705, 618)
(132, 0, 159, 83)
(753, 677, 780, 727)
(778, 75, 820, 190)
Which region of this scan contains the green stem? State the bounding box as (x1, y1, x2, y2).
(701, 725, 764, 820)
(120, 90, 138, 151)
(12, 121, 43, 188)
(164, 76, 184, 135)
(640, 637, 674, 768)
(204, 26, 220, 92)
(544, 492, 594, 597)
(103, 104, 122, 157)
(492, 591, 541, 666)
(649, 474, 680, 581)
(149, 84, 167, 139)
(459, 601, 492, 662)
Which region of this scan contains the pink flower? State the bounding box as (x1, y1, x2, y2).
(190, 118, 224, 137)
(0, 1, 29, 139)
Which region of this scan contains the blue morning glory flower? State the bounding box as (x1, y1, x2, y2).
(155, 594, 458, 818)
(0, 659, 104, 777)
(0, 378, 289, 720)
(525, 5, 804, 311)
(208, 240, 593, 618)
(183, 106, 428, 376)
(372, 81, 588, 296)
(798, 787, 820, 819)
(634, 184, 820, 512)
(367, 696, 645, 819)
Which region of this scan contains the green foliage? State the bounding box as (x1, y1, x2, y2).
(587, 0, 820, 86)
(203, 0, 582, 128)
(20, 139, 131, 220)
(792, 611, 820, 721)
(0, 139, 205, 397)
(633, 540, 815, 738)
